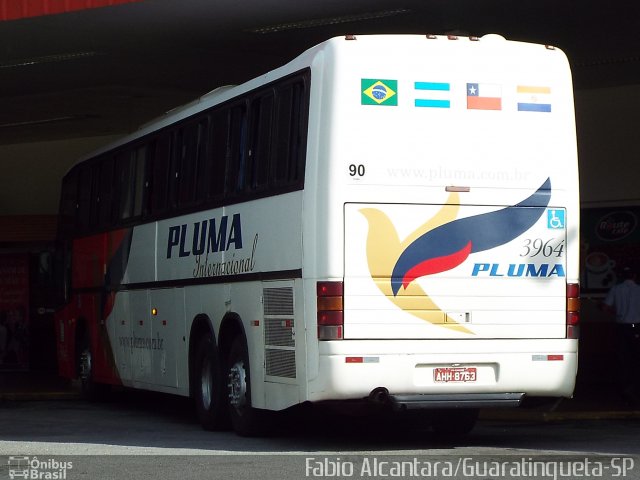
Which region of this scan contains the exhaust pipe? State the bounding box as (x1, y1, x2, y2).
(368, 387, 391, 405)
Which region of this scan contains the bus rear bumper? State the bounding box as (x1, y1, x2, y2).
(308, 339, 578, 404)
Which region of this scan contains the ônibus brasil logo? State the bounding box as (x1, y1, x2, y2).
(359, 179, 555, 332)
(8, 456, 73, 480)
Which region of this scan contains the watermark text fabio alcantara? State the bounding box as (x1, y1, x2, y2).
(304, 456, 636, 479)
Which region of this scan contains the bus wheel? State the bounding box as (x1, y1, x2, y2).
(431, 408, 479, 437)
(226, 336, 272, 436)
(77, 332, 108, 401)
(193, 332, 228, 430)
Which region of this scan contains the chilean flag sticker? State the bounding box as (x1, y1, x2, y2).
(467, 83, 502, 111)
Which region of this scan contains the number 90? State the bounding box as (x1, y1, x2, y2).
(349, 164, 365, 177)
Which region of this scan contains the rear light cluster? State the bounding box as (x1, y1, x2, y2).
(317, 281, 344, 340)
(566, 283, 580, 339)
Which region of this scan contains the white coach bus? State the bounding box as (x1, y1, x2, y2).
(54, 34, 580, 436)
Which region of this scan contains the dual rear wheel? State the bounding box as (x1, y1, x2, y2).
(194, 333, 271, 436)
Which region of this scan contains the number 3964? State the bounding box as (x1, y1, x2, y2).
(521, 238, 565, 258)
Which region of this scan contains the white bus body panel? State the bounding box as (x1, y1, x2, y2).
(105, 192, 305, 402)
(305, 35, 579, 403)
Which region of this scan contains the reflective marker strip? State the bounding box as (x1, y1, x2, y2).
(532, 354, 564, 361)
(345, 357, 380, 363)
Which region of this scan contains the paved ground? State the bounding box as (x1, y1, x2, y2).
(0, 396, 639, 480)
(1, 371, 640, 423)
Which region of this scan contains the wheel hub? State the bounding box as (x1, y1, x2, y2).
(200, 359, 212, 410)
(79, 349, 92, 382)
(228, 361, 247, 408)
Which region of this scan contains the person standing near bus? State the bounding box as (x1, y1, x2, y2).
(603, 266, 640, 405)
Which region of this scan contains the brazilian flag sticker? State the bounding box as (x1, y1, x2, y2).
(362, 79, 398, 106)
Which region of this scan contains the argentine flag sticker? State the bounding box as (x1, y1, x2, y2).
(362, 79, 398, 106)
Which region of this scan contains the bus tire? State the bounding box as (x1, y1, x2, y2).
(226, 335, 272, 437)
(431, 408, 479, 437)
(77, 330, 109, 401)
(193, 332, 229, 430)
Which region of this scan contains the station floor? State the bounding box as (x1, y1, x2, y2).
(1, 370, 639, 422)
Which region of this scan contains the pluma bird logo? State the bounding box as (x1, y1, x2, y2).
(359, 179, 551, 332)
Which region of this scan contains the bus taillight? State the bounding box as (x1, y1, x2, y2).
(317, 281, 344, 340)
(566, 283, 580, 339)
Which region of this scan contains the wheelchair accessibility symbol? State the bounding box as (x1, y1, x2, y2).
(547, 209, 565, 229)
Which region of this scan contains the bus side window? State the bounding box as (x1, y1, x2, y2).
(225, 102, 248, 196)
(115, 151, 130, 220)
(177, 118, 209, 207)
(289, 80, 307, 184)
(141, 140, 156, 219)
(176, 126, 193, 207)
(88, 162, 100, 229)
(248, 92, 274, 191)
(168, 129, 184, 210)
(273, 80, 306, 186)
(132, 146, 147, 218)
(97, 156, 115, 227)
(116, 148, 146, 221)
(194, 118, 210, 203)
(150, 134, 171, 216)
(76, 164, 94, 230)
(208, 108, 228, 202)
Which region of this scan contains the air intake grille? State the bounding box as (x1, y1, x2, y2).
(265, 319, 295, 347)
(263, 287, 294, 316)
(265, 349, 296, 378)
(263, 285, 296, 379)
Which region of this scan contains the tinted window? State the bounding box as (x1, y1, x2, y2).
(116, 147, 146, 221)
(175, 119, 208, 206)
(225, 103, 248, 196)
(273, 80, 306, 185)
(59, 69, 310, 236)
(194, 119, 210, 202)
(76, 165, 93, 229)
(248, 93, 274, 191)
(97, 157, 115, 226)
(150, 135, 171, 215)
(132, 146, 147, 218)
(208, 108, 229, 200)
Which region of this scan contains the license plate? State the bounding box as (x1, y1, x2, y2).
(433, 367, 477, 383)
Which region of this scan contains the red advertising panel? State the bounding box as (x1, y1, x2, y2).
(0, 0, 143, 21)
(0, 254, 29, 370)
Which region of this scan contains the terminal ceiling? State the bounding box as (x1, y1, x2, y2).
(0, 0, 638, 145)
